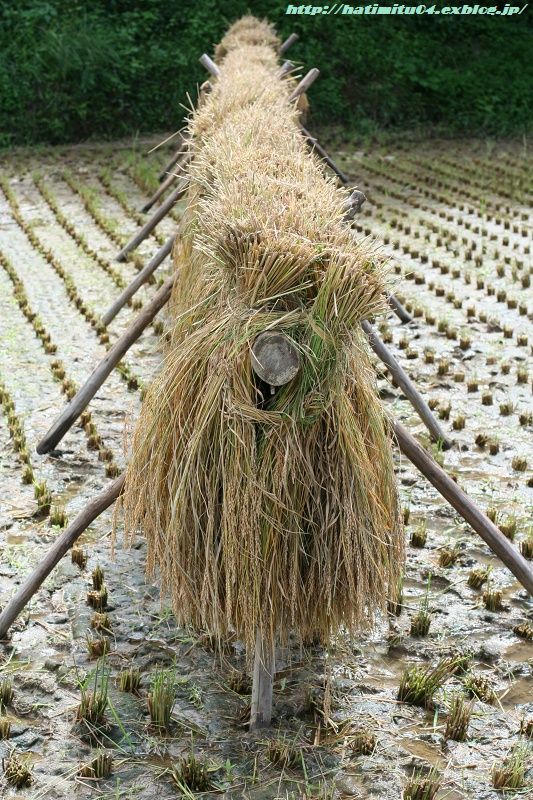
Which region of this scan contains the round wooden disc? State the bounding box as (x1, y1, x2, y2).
(250, 332, 300, 387)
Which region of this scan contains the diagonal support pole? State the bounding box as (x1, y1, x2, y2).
(102, 234, 176, 325)
(302, 124, 349, 184)
(36, 275, 177, 455)
(199, 53, 221, 78)
(116, 182, 187, 262)
(288, 68, 320, 102)
(393, 420, 533, 594)
(362, 319, 452, 448)
(158, 146, 185, 183)
(279, 32, 299, 54)
(141, 153, 190, 213)
(0, 474, 125, 640)
(386, 292, 412, 323)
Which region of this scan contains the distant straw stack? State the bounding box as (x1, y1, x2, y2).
(122, 17, 403, 653)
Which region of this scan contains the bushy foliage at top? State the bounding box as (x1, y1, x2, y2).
(0, 0, 531, 146)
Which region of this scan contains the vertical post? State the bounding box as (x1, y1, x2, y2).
(250, 629, 276, 730)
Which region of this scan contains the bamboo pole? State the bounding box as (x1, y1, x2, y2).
(141, 154, 190, 213)
(288, 69, 320, 102)
(199, 53, 220, 78)
(102, 234, 176, 325)
(302, 124, 349, 184)
(36, 275, 177, 455)
(361, 320, 452, 448)
(277, 60, 294, 78)
(279, 32, 299, 54)
(393, 421, 533, 594)
(158, 148, 183, 183)
(0, 475, 125, 641)
(116, 182, 187, 262)
(386, 292, 412, 323)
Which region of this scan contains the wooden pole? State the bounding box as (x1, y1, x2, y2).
(250, 630, 276, 730)
(0, 474, 125, 640)
(386, 292, 412, 323)
(199, 53, 221, 78)
(277, 60, 294, 78)
(288, 69, 320, 102)
(279, 32, 299, 55)
(158, 147, 183, 183)
(141, 154, 190, 213)
(361, 320, 452, 449)
(36, 274, 177, 455)
(116, 182, 187, 262)
(301, 124, 349, 184)
(102, 234, 176, 325)
(393, 421, 533, 594)
(343, 189, 367, 219)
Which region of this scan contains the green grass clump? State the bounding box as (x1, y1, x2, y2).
(171, 752, 212, 793)
(117, 666, 142, 694)
(76, 663, 109, 726)
(462, 672, 496, 705)
(492, 744, 527, 791)
(444, 694, 473, 741)
(147, 667, 176, 730)
(513, 621, 533, 640)
(398, 658, 457, 708)
(0, 714, 11, 739)
(467, 566, 490, 589)
(403, 766, 441, 800)
(78, 750, 113, 779)
(410, 521, 427, 548)
(265, 736, 301, 768)
(0, 678, 14, 710)
(350, 728, 376, 756)
(4, 752, 32, 788)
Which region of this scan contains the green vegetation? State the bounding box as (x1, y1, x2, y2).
(1, 1, 531, 147)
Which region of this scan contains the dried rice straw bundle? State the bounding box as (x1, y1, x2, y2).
(122, 20, 403, 655)
(214, 15, 280, 61)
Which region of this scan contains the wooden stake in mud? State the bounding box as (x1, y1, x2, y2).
(250, 631, 276, 730)
(102, 234, 176, 325)
(116, 182, 187, 262)
(248, 330, 300, 728)
(362, 320, 452, 448)
(0, 474, 125, 641)
(36, 274, 177, 455)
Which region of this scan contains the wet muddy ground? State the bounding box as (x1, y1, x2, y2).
(0, 134, 531, 799)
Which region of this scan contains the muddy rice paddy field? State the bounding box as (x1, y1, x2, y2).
(0, 135, 531, 799)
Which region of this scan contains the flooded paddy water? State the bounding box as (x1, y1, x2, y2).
(0, 135, 531, 799)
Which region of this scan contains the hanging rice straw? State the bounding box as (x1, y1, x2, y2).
(122, 17, 403, 655)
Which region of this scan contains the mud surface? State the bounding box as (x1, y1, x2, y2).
(0, 135, 531, 799)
